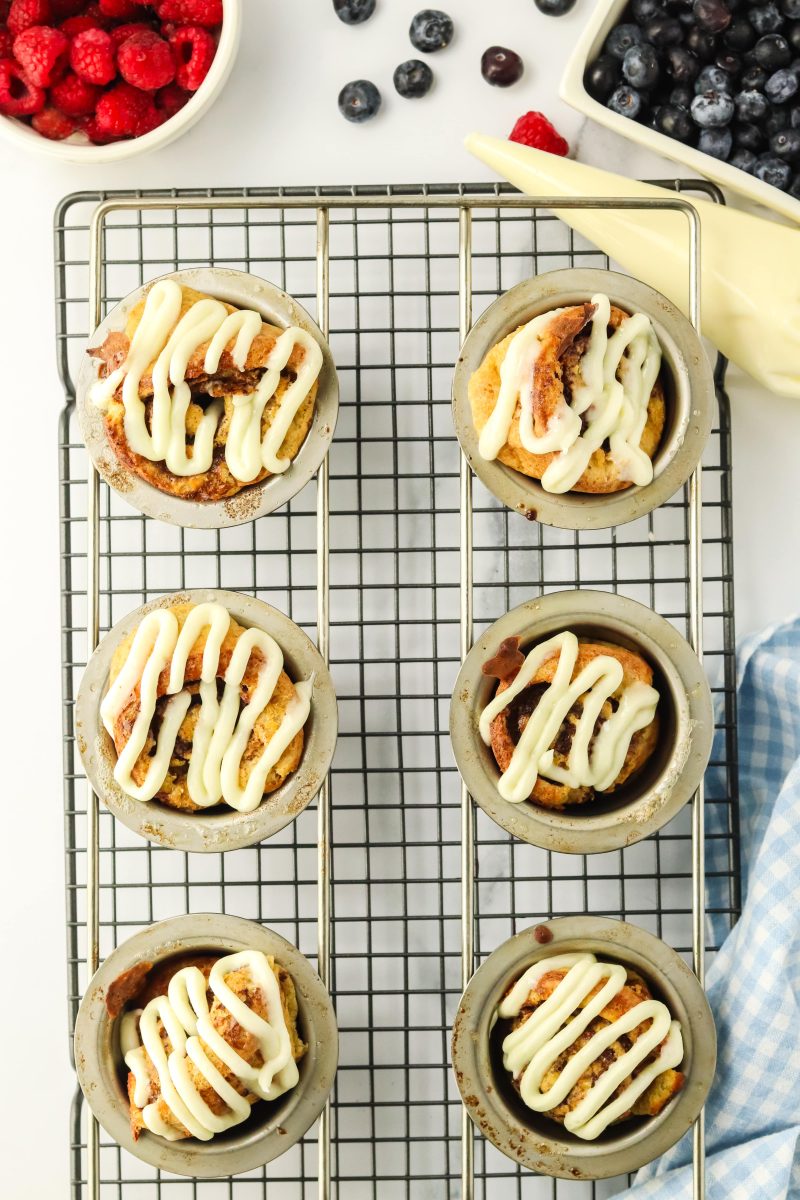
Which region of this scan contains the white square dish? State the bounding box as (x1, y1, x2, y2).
(560, 0, 800, 225)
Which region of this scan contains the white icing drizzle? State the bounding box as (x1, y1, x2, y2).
(91, 278, 322, 482)
(479, 631, 658, 804)
(99, 601, 312, 813)
(478, 293, 662, 494)
(498, 952, 683, 1141)
(121, 950, 300, 1142)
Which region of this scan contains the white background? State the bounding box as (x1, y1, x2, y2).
(0, 0, 798, 1193)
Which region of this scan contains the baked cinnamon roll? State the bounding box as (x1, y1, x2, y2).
(108, 950, 307, 1143)
(496, 952, 684, 1140)
(89, 279, 322, 501)
(101, 600, 310, 813)
(469, 294, 666, 495)
(480, 631, 659, 809)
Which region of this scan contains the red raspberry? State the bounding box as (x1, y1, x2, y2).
(509, 111, 569, 157)
(118, 29, 173, 88)
(60, 14, 102, 34)
(81, 112, 120, 141)
(69, 26, 114, 83)
(50, 68, 98, 113)
(7, 0, 51, 36)
(154, 79, 188, 116)
(13, 23, 69, 85)
(31, 101, 74, 136)
(168, 22, 213, 90)
(99, 0, 139, 15)
(95, 78, 155, 134)
(0, 29, 12, 56)
(157, 0, 221, 26)
(109, 20, 152, 47)
(0, 54, 45, 111)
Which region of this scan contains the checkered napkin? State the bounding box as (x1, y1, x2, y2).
(619, 616, 800, 1200)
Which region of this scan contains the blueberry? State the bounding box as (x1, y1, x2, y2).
(753, 150, 793, 183)
(670, 83, 695, 104)
(741, 62, 769, 86)
(608, 83, 644, 116)
(623, 43, 660, 86)
(605, 22, 645, 58)
(733, 118, 766, 146)
(333, 0, 375, 22)
(771, 124, 800, 154)
(765, 105, 790, 133)
(789, 171, 800, 193)
(693, 0, 731, 32)
(699, 125, 734, 154)
(631, 0, 664, 20)
(692, 87, 735, 123)
(754, 32, 792, 66)
(481, 45, 524, 86)
(338, 79, 381, 121)
(695, 63, 731, 90)
(715, 49, 742, 71)
(723, 17, 757, 47)
(750, 3, 784, 34)
(687, 26, 718, 57)
(790, 102, 800, 123)
(765, 64, 799, 97)
(585, 55, 621, 99)
(784, 0, 800, 16)
(788, 20, 800, 48)
(656, 101, 695, 136)
(534, 0, 578, 15)
(730, 145, 758, 168)
(666, 45, 701, 80)
(735, 87, 770, 117)
(644, 14, 684, 42)
(409, 9, 454, 53)
(393, 59, 433, 97)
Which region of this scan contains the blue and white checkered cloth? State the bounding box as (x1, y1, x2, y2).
(621, 616, 800, 1200)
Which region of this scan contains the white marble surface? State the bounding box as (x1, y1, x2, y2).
(1, 0, 798, 1193)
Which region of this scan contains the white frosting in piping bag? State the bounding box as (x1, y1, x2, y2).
(479, 631, 658, 804)
(498, 951, 683, 1140)
(120, 949, 300, 1142)
(478, 293, 662, 494)
(99, 601, 312, 813)
(91, 279, 322, 482)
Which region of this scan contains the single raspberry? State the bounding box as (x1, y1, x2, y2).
(60, 14, 102, 34)
(95, 78, 155, 134)
(69, 26, 115, 83)
(154, 79, 188, 116)
(81, 112, 120, 141)
(157, 0, 221, 27)
(109, 20, 153, 47)
(0, 54, 45, 111)
(31, 101, 74, 136)
(168, 22, 213, 90)
(508, 111, 569, 156)
(0, 29, 12, 56)
(7, 0, 51, 36)
(99, 0, 140, 16)
(50, 68, 98, 113)
(118, 29, 173, 88)
(13, 23, 69, 85)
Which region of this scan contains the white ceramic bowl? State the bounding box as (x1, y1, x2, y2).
(0, 0, 240, 164)
(561, 0, 800, 225)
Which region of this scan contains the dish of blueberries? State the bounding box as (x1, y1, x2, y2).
(585, 0, 800, 196)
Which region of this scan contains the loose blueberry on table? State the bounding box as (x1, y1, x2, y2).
(333, 0, 376, 24)
(409, 9, 454, 53)
(585, 0, 800, 193)
(480, 46, 524, 87)
(338, 78, 382, 122)
(394, 59, 433, 98)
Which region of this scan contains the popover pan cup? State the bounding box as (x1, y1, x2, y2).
(451, 915, 716, 1180)
(76, 267, 339, 529)
(74, 913, 338, 1179)
(75, 588, 338, 852)
(452, 267, 715, 531)
(450, 589, 712, 854)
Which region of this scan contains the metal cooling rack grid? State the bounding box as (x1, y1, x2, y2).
(55, 183, 739, 1200)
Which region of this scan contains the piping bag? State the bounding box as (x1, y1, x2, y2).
(466, 132, 800, 398)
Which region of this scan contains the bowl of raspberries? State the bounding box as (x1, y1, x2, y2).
(0, 0, 239, 160)
(561, 0, 800, 222)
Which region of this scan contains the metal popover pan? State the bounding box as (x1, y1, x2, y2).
(74, 913, 338, 1179)
(452, 267, 714, 531)
(451, 915, 716, 1180)
(75, 588, 338, 853)
(76, 267, 339, 529)
(450, 589, 712, 854)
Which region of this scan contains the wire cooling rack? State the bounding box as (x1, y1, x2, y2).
(56, 182, 740, 1200)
